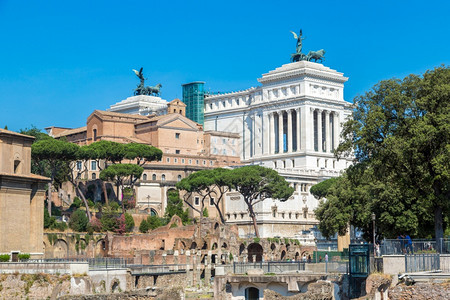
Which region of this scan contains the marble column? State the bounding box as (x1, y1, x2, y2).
(250, 115, 255, 158)
(269, 113, 275, 155)
(334, 112, 340, 151)
(325, 111, 331, 153)
(317, 109, 323, 152)
(278, 111, 284, 154)
(263, 112, 269, 155)
(296, 108, 301, 151)
(287, 109, 293, 152)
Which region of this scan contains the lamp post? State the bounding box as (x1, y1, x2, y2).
(372, 213, 376, 257)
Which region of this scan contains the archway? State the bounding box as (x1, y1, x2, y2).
(190, 242, 197, 250)
(239, 244, 245, 255)
(247, 243, 263, 262)
(245, 287, 260, 300)
(270, 243, 276, 251)
(281, 250, 286, 261)
(222, 242, 228, 250)
(53, 239, 68, 258)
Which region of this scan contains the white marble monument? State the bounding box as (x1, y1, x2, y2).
(204, 61, 353, 238)
(107, 95, 168, 116)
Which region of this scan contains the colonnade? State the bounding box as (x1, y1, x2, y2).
(264, 108, 340, 155)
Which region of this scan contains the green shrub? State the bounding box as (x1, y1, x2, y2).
(202, 208, 209, 217)
(229, 253, 233, 261)
(53, 221, 68, 232)
(253, 237, 260, 243)
(170, 222, 178, 228)
(100, 206, 119, 232)
(70, 197, 82, 209)
(110, 202, 120, 211)
(0, 254, 10, 262)
(87, 199, 95, 208)
(124, 213, 135, 232)
(147, 215, 163, 230)
(139, 219, 149, 233)
(69, 209, 89, 232)
(18, 253, 30, 261)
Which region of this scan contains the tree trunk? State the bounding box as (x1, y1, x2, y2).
(47, 182, 52, 216)
(74, 183, 92, 221)
(102, 181, 109, 205)
(434, 205, 444, 253)
(248, 204, 260, 238)
(214, 202, 226, 224)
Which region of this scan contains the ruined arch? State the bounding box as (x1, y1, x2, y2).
(245, 287, 260, 300)
(190, 242, 197, 250)
(239, 243, 245, 255)
(214, 222, 219, 230)
(295, 252, 300, 261)
(270, 243, 276, 251)
(221, 242, 228, 249)
(247, 243, 263, 262)
(281, 250, 286, 261)
(95, 239, 107, 257)
(201, 241, 208, 250)
(54, 239, 68, 258)
(211, 243, 218, 250)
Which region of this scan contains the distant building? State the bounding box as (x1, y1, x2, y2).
(107, 94, 168, 116)
(49, 108, 240, 219)
(182, 82, 205, 125)
(0, 129, 49, 259)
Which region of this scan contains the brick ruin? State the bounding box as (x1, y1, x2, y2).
(44, 216, 316, 265)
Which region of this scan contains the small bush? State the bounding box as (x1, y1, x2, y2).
(70, 197, 82, 209)
(124, 213, 135, 232)
(139, 219, 149, 233)
(53, 221, 68, 232)
(170, 222, 178, 228)
(0, 254, 10, 262)
(253, 237, 260, 243)
(87, 199, 95, 208)
(110, 202, 120, 212)
(18, 253, 30, 261)
(69, 209, 89, 232)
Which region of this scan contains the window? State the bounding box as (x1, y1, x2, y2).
(179, 110, 182, 114)
(194, 197, 200, 206)
(174, 158, 178, 163)
(333, 160, 336, 169)
(177, 175, 182, 182)
(161, 174, 166, 181)
(175, 150, 180, 154)
(76, 161, 82, 170)
(143, 174, 147, 181)
(189, 159, 192, 164)
(196, 160, 199, 165)
(222, 101, 225, 107)
(175, 133, 180, 139)
(236, 99, 240, 106)
(222, 149, 227, 155)
(92, 173, 96, 179)
(232, 150, 236, 156)
(209, 103, 213, 109)
(93, 129, 97, 141)
(210, 160, 213, 165)
(210, 197, 215, 206)
(152, 174, 156, 181)
(317, 159, 320, 167)
(166, 157, 170, 163)
(222, 138, 226, 144)
(213, 148, 217, 154)
(182, 158, 185, 164)
(91, 161, 97, 171)
(203, 160, 206, 165)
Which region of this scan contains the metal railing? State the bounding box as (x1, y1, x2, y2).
(380, 239, 450, 255)
(232, 261, 305, 274)
(31, 257, 136, 270)
(405, 254, 440, 272)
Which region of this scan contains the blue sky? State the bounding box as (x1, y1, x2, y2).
(1, 0, 449, 132)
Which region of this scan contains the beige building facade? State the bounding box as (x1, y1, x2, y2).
(0, 129, 49, 258)
(49, 104, 240, 220)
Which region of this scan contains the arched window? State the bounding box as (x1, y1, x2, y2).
(92, 173, 96, 179)
(152, 174, 156, 181)
(143, 174, 147, 181)
(161, 174, 166, 181)
(177, 175, 182, 182)
(150, 208, 158, 216)
(93, 129, 97, 141)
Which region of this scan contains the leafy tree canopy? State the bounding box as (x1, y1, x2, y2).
(319, 66, 450, 245)
(124, 143, 163, 166)
(310, 177, 339, 200)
